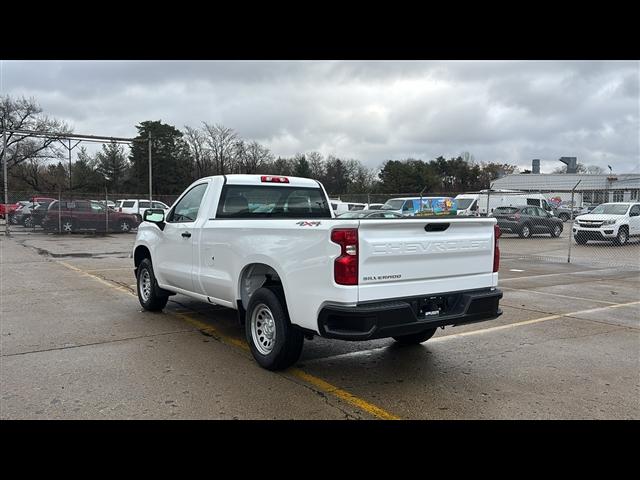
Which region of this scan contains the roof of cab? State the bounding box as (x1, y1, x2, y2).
(222, 174, 320, 188)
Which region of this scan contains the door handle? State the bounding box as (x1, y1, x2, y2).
(182, 231, 191, 238)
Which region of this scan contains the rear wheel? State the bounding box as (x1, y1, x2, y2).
(23, 216, 33, 228)
(136, 258, 169, 311)
(245, 287, 304, 371)
(519, 224, 532, 238)
(393, 328, 437, 345)
(61, 218, 74, 233)
(550, 224, 563, 237)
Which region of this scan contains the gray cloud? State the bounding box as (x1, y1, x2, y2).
(1, 60, 638, 173)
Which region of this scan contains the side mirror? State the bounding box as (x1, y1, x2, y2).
(143, 208, 165, 229)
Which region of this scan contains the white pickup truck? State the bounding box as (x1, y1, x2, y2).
(133, 175, 503, 370)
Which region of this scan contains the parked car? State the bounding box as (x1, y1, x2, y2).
(575, 205, 599, 217)
(329, 200, 367, 214)
(0, 202, 20, 219)
(133, 174, 503, 370)
(492, 205, 564, 238)
(572, 202, 640, 245)
(9, 201, 32, 224)
(337, 210, 403, 219)
(18, 197, 57, 227)
(95, 200, 117, 210)
(116, 199, 170, 222)
(367, 203, 385, 210)
(553, 205, 583, 222)
(43, 200, 140, 233)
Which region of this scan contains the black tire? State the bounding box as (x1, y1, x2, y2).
(614, 227, 629, 246)
(136, 258, 169, 311)
(550, 224, 563, 237)
(23, 216, 33, 228)
(245, 286, 304, 371)
(519, 223, 532, 238)
(118, 219, 132, 233)
(574, 235, 588, 245)
(393, 328, 437, 345)
(61, 218, 75, 233)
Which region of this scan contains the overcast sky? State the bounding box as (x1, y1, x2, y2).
(1, 60, 639, 173)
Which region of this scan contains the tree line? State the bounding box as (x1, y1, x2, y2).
(2, 95, 517, 196)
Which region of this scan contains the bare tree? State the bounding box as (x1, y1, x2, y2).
(184, 125, 212, 177)
(0, 96, 72, 172)
(241, 141, 273, 174)
(201, 123, 238, 175)
(307, 151, 325, 179)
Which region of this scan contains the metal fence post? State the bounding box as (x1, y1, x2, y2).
(148, 133, 153, 202)
(105, 185, 109, 233)
(58, 190, 62, 233)
(2, 120, 9, 236)
(567, 180, 581, 263)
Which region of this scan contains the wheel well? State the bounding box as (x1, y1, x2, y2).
(239, 263, 283, 311)
(134, 245, 151, 268)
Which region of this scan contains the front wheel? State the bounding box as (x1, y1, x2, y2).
(393, 328, 437, 345)
(245, 287, 304, 371)
(614, 227, 628, 246)
(136, 258, 169, 311)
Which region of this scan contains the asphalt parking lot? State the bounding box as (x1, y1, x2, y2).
(1, 228, 639, 419)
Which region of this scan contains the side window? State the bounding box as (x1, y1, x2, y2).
(630, 205, 640, 216)
(167, 183, 208, 223)
(139, 201, 151, 209)
(152, 202, 166, 209)
(91, 203, 105, 213)
(537, 207, 547, 217)
(402, 201, 414, 212)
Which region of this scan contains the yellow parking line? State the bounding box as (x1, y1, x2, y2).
(288, 368, 400, 420)
(56, 259, 400, 420)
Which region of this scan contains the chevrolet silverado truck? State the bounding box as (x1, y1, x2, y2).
(133, 175, 503, 370)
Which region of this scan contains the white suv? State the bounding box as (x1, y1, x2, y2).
(116, 199, 170, 222)
(573, 202, 640, 245)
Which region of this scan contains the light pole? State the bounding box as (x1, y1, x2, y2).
(2, 119, 9, 236)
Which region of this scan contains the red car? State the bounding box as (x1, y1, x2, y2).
(0, 202, 20, 219)
(43, 199, 140, 233)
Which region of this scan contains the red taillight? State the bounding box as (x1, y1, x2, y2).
(493, 224, 501, 273)
(331, 228, 358, 285)
(261, 176, 289, 183)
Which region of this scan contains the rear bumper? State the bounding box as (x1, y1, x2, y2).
(318, 288, 502, 341)
(496, 220, 520, 232)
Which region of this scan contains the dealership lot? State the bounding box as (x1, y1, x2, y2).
(1, 229, 639, 419)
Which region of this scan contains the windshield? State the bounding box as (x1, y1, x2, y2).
(382, 200, 404, 210)
(590, 204, 629, 215)
(456, 198, 475, 209)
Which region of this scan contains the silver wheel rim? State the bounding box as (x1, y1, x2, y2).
(251, 303, 276, 355)
(62, 221, 72, 232)
(121, 221, 130, 232)
(139, 268, 152, 302)
(554, 226, 561, 236)
(523, 226, 530, 237)
(619, 231, 627, 244)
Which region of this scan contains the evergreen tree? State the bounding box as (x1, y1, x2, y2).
(129, 121, 193, 195)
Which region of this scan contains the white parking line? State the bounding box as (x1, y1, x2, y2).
(500, 267, 630, 282)
(500, 286, 619, 305)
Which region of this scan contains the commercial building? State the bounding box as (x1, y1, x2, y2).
(491, 173, 640, 205)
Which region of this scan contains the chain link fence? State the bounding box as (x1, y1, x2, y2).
(2, 179, 638, 271)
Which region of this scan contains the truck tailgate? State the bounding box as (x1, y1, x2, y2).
(357, 218, 497, 302)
